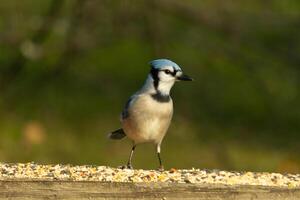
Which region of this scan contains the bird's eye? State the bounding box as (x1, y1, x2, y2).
(164, 70, 171, 74)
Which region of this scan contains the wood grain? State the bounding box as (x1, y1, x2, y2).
(1, 181, 300, 200)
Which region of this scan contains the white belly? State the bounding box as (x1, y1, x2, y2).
(121, 94, 173, 144)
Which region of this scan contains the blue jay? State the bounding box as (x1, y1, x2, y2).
(108, 59, 193, 170)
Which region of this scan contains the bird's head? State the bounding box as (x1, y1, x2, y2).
(150, 59, 193, 84)
(145, 59, 192, 95)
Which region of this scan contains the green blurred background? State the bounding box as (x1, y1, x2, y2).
(0, 0, 299, 173)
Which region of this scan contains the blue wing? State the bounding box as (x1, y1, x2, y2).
(121, 96, 135, 119)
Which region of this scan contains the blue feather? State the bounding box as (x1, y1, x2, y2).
(149, 59, 182, 71)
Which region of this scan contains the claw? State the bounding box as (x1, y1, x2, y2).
(158, 165, 164, 172)
(118, 165, 133, 169)
(126, 164, 133, 169)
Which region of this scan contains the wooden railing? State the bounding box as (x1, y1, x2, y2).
(0, 163, 299, 199)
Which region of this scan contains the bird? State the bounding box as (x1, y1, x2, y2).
(108, 59, 193, 170)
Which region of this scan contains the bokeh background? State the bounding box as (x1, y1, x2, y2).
(0, 0, 299, 173)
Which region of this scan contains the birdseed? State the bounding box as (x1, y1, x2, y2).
(0, 162, 299, 188)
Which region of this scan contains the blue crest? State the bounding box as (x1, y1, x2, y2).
(149, 59, 182, 71)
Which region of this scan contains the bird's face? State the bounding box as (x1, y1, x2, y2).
(156, 66, 193, 83)
(148, 59, 193, 94)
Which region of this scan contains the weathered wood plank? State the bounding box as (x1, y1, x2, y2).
(1, 163, 300, 199)
(0, 181, 300, 200)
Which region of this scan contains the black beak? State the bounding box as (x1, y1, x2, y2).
(177, 74, 193, 81)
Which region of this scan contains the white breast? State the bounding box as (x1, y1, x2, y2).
(121, 94, 173, 144)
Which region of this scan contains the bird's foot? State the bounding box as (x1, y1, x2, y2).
(119, 164, 133, 170)
(126, 164, 133, 169)
(157, 165, 164, 172)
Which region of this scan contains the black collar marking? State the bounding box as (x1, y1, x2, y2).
(151, 91, 170, 103)
(150, 68, 159, 90)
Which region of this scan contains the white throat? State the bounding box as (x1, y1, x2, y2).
(140, 74, 175, 95)
(157, 80, 175, 95)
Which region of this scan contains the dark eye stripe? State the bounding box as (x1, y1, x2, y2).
(160, 69, 177, 77)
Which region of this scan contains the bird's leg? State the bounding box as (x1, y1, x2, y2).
(156, 144, 164, 171)
(126, 144, 136, 169)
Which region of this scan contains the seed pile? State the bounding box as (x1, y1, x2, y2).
(0, 163, 299, 188)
